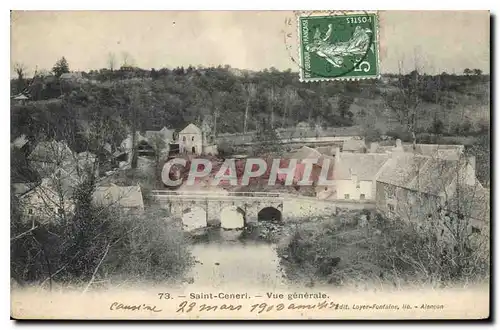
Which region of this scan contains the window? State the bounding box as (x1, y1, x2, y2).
(182, 136, 186, 142)
(360, 194, 365, 200)
(28, 209, 33, 215)
(191, 136, 195, 141)
(388, 204, 395, 212)
(344, 194, 350, 200)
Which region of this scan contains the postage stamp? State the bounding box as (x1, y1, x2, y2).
(298, 11, 380, 82)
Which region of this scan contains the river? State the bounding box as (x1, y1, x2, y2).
(182, 228, 289, 291)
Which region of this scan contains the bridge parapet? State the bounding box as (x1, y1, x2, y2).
(151, 190, 282, 198)
(150, 190, 375, 229)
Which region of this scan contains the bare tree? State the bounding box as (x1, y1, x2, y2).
(107, 52, 116, 71)
(383, 58, 425, 150)
(266, 87, 277, 129)
(148, 134, 167, 186)
(281, 87, 299, 128)
(381, 151, 489, 283)
(13, 62, 27, 94)
(243, 83, 256, 133)
(14, 62, 26, 80)
(211, 91, 227, 139)
(121, 51, 133, 68)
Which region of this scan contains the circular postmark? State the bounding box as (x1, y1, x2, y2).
(283, 10, 378, 81)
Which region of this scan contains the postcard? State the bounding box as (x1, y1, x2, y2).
(10, 10, 490, 320)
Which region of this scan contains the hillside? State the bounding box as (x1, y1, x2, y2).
(11, 67, 491, 187)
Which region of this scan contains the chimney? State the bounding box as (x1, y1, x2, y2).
(370, 142, 379, 153)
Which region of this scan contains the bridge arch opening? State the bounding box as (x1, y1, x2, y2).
(258, 207, 282, 223)
(220, 206, 246, 229)
(181, 206, 207, 231)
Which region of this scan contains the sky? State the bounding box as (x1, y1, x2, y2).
(10, 10, 490, 76)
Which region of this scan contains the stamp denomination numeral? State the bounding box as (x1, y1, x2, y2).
(346, 16, 372, 24)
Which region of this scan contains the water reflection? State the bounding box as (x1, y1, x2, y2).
(184, 227, 288, 290)
(182, 207, 207, 231)
(220, 207, 245, 229)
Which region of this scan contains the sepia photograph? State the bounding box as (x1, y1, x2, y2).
(9, 9, 491, 320)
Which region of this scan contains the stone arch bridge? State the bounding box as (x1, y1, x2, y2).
(152, 190, 374, 229)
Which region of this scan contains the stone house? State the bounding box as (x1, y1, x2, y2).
(342, 138, 367, 153)
(333, 148, 389, 201)
(28, 140, 74, 176)
(145, 126, 175, 155)
(178, 123, 218, 156)
(370, 139, 465, 161)
(18, 175, 77, 222)
(375, 152, 487, 234)
(178, 123, 203, 155)
(93, 184, 145, 213)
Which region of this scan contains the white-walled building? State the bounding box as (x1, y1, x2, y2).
(179, 123, 203, 155)
(334, 148, 389, 201)
(178, 123, 218, 156)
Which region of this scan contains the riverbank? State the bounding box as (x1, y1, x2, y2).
(275, 210, 490, 289)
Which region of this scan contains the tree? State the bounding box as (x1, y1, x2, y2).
(383, 60, 425, 150)
(473, 69, 483, 76)
(281, 87, 299, 128)
(431, 117, 444, 135)
(13, 62, 27, 94)
(52, 57, 70, 78)
(266, 86, 278, 129)
(121, 52, 133, 68)
(107, 52, 116, 71)
(378, 152, 489, 284)
(243, 83, 256, 133)
(149, 134, 167, 186)
(463, 68, 472, 76)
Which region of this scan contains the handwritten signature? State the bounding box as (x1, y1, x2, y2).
(110, 302, 162, 313)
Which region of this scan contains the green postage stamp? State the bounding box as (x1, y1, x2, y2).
(298, 11, 380, 82)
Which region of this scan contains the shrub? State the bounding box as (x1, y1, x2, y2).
(10, 181, 193, 288)
(278, 211, 489, 288)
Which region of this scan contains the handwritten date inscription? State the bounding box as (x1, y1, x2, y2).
(176, 300, 344, 314)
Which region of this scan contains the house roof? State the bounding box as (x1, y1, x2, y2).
(377, 153, 430, 187)
(377, 152, 470, 196)
(402, 143, 464, 160)
(314, 146, 337, 156)
(288, 146, 323, 161)
(11, 134, 28, 149)
(21, 176, 77, 201)
(93, 184, 144, 209)
(405, 158, 461, 195)
(179, 123, 202, 135)
(28, 141, 73, 164)
(336, 153, 389, 181)
(12, 182, 38, 196)
(12, 93, 29, 100)
(342, 138, 367, 152)
(145, 127, 175, 141)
